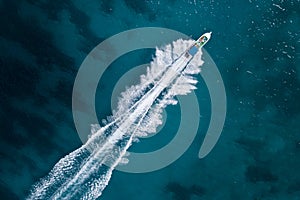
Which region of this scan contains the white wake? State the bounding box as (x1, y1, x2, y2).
(27, 39, 204, 200)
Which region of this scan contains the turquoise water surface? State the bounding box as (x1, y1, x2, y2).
(0, 0, 299, 199)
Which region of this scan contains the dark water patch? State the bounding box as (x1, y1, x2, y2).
(28, 0, 70, 21)
(235, 136, 264, 158)
(66, 1, 103, 53)
(0, 146, 37, 177)
(49, 79, 74, 109)
(123, 0, 156, 21)
(165, 182, 190, 200)
(26, 0, 105, 57)
(189, 184, 205, 196)
(0, 59, 39, 100)
(33, 93, 50, 108)
(0, 182, 18, 200)
(287, 181, 300, 194)
(25, 0, 69, 26)
(1, 122, 28, 148)
(0, 104, 55, 153)
(0, 98, 71, 161)
(165, 182, 205, 200)
(245, 165, 278, 183)
(0, 0, 75, 69)
(26, 0, 102, 53)
(124, 0, 148, 14)
(100, 0, 114, 14)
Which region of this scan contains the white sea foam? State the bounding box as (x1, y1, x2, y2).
(27, 39, 204, 200)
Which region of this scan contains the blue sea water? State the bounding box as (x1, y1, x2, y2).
(0, 0, 299, 199)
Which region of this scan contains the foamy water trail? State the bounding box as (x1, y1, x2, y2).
(27, 39, 204, 199)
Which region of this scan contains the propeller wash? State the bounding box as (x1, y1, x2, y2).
(28, 32, 212, 200)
